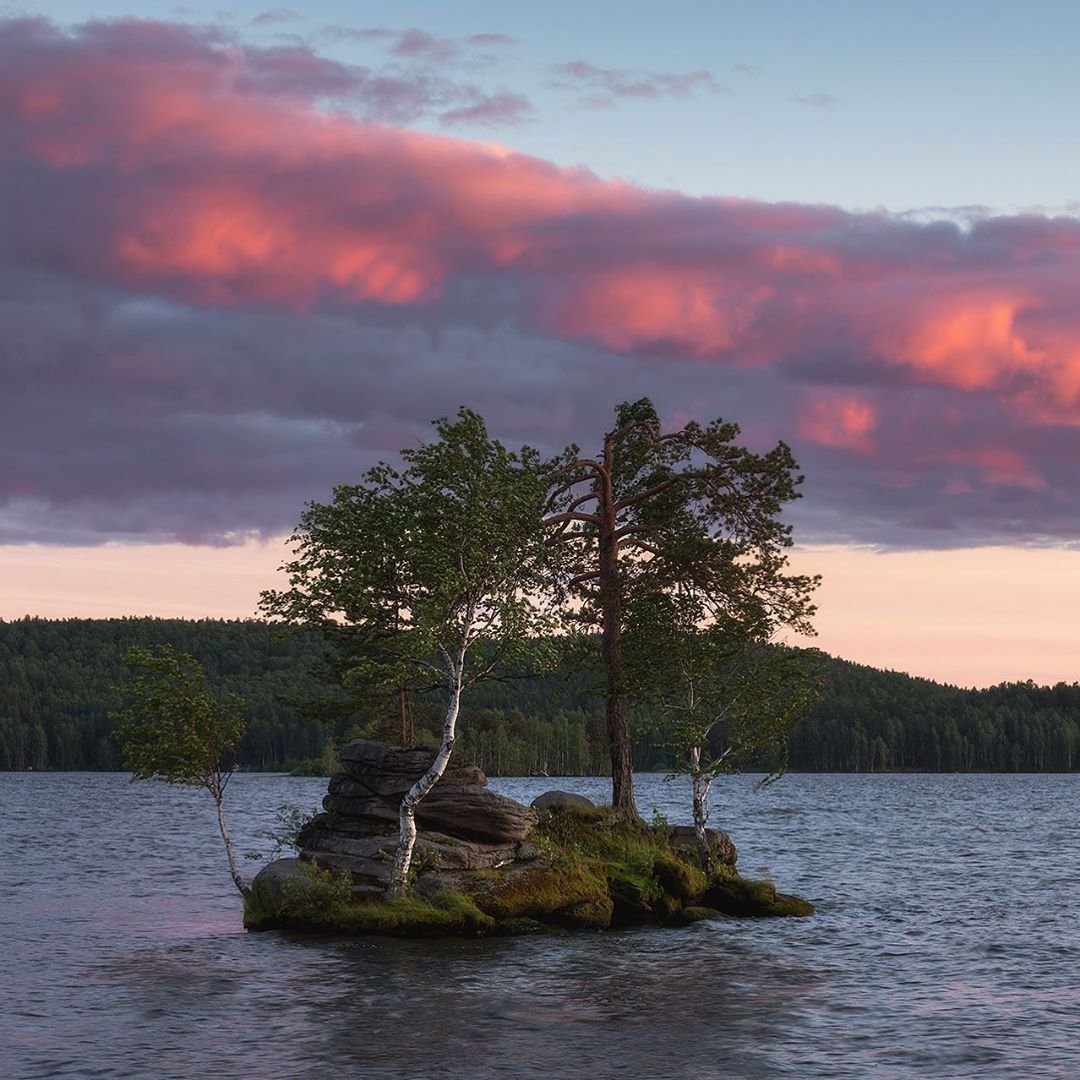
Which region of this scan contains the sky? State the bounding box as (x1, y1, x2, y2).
(4, 1, 1080, 687)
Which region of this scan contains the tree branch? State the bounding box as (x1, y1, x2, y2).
(613, 476, 682, 512)
(543, 511, 602, 528)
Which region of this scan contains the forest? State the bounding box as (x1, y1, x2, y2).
(1, 616, 1078, 775)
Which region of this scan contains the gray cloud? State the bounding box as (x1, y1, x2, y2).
(791, 92, 838, 109)
(549, 60, 731, 106)
(6, 16, 1080, 552)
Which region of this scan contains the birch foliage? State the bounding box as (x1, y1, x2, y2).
(113, 644, 249, 896)
(260, 408, 558, 894)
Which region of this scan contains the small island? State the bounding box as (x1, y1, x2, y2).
(246, 740, 812, 937)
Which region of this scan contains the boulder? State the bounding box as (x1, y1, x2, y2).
(668, 825, 738, 867)
(530, 789, 596, 812)
(295, 740, 539, 894)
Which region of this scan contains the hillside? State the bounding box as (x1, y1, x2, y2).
(1, 617, 1077, 773)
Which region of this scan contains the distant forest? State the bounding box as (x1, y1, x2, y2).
(1, 617, 1078, 774)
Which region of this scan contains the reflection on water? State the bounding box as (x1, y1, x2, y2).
(2, 772, 1078, 1078)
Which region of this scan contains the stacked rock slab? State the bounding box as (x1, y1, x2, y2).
(297, 739, 539, 892)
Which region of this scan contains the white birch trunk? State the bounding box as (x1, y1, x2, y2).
(689, 745, 715, 875)
(388, 637, 468, 896)
(213, 782, 249, 897)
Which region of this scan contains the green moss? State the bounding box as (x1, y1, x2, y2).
(651, 854, 708, 903)
(244, 861, 497, 936)
(608, 870, 662, 926)
(246, 806, 815, 937)
(471, 863, 611, 924)
(323, 891, 497, 936)
(702, 875, 815, 918)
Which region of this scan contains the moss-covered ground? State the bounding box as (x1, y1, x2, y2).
(244, 807, 813, 937)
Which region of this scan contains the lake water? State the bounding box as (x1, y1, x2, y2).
(2, 771, 1077, 1079)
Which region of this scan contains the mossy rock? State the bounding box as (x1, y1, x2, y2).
(702, 875, 815, 918)
(249, 809, 813, 936)
(549, 896, 615, 931)
(470, 862, 611, 925)
(608, 871, 661, 926)
(651, 854, 708, 904)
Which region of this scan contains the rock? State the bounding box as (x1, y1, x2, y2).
(251, 856, 307, 897)
(530, 789, 596, 812)
(325, 775, 536, 844)
(668, 825, 738, 867)
(339, 740, 488, 795)
(293, 740, 538, 895)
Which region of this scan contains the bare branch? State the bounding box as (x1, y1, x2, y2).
(569, 571, 602, 586)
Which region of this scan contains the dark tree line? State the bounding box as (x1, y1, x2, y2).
(2, 616, 1079, 774)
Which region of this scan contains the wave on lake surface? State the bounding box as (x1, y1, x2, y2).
(2, 771, 1076, 1079)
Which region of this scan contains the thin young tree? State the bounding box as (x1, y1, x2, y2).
(113, 645, 249, 897)
(260, 409, 557, 896)
(627, 588, 822, 871)
(544, 398, 819, 820)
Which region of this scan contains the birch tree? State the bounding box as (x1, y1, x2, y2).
(545, 398, 819, 820)
(260, 409, 556, 896)
(627, 592, 823, 871)
(113, 645, 249, 896)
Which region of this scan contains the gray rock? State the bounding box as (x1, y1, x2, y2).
(251, 856, 307, 897)
(294, 740, 539, 895)
(325, 774, 536, 844)
(668, 825, 738, 867)
(530, 789, 597, 812)
(338, 740, 487, 795)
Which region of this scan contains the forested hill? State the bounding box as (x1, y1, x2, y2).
(1, 617, 1078, 774)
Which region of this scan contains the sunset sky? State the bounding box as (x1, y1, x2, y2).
(5, 2, 1080, 687)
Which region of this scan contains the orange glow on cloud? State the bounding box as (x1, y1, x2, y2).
(10, 17, 1080, 444)
(940, 448, 1047, 491)
(872, 293, 1045, 390)
(799, 394, 878, 453)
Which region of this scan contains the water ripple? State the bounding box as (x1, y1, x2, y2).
(1, 772, 1077, 1078)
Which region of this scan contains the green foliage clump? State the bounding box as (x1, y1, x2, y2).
(112, 645, 245, 787)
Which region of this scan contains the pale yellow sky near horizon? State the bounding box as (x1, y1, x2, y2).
(0, 541, 1077, 689)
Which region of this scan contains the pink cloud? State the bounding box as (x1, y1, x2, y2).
(799, 394, 878, 454)
(6, 17, 1080, 549)
(467, 33, 516, 47)
(9, 16, 1080, 416)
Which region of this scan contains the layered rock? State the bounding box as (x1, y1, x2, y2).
(294, 739, 539, 890)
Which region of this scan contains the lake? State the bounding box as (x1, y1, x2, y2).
(2, 771, 1077, 1078)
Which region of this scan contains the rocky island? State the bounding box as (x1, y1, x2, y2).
(246, 740, 813, 936)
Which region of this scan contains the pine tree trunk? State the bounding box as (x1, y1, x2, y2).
(599, 483, 638, 820)
(389, 668, 463, 896)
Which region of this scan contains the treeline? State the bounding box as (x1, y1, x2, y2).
(2, 617, 1079, 774)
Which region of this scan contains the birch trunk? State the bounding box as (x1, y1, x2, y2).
(689, 746, 715, 874)
(213, 782, 249, 897)
(388, 661, 464, 896)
